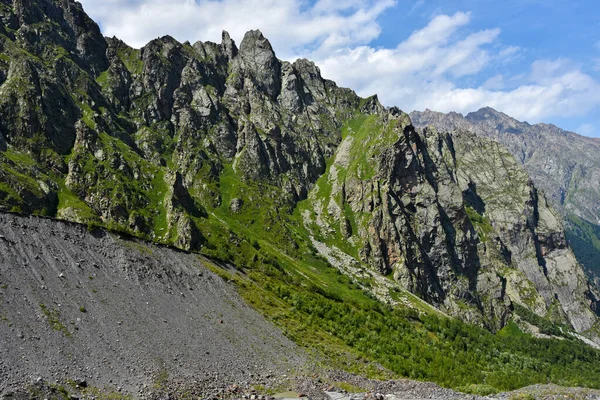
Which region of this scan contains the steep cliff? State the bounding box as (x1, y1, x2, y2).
(301, 110, 599, 335)
(410, 108, 600, 283)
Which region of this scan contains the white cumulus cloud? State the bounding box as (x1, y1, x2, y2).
(78, 0, 395, 59)
(310, 13, 600, 123)
(78, 0, 600, 132)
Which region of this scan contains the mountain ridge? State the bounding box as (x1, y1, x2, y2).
(2, 0, 600, 395)
(0, 0, 598, 336)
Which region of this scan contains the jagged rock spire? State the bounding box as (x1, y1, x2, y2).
(220, 30, 238, 60)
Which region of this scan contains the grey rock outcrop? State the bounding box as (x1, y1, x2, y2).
(237, 30, 281, 99)
(410, 108, 600, 281)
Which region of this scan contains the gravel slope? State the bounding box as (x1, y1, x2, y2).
(0, 213, 305, 396)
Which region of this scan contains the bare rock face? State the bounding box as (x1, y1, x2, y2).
(303, 109, 599, 336)
(237, 30, 281, 99)
(220, 30, 238, 61)
(451, 131, 599, 335)
(410, 108, 600, 284)
(165, 171, 204, 251)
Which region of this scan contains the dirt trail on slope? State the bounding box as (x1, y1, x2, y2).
(0, 213, 306, 396)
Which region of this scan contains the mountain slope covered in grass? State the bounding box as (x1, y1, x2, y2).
(1, 0, 600, 396)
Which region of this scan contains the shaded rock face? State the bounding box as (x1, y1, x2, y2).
(0, 0, 598, 341)
(303, 108, 599, 334)
(410, 108, 600, 283)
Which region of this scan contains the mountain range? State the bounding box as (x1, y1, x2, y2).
(2, 0, 600, 397)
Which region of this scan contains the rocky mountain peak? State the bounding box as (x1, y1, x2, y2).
(220, 30, 238, 60)
(465, 107, 529, 132)
(410, 108, 471, 132)
(237, 29, 281, 98)
(466, 106, 504, 119)
(239, 29, 273, 54)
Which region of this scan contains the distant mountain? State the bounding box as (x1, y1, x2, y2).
(410, 108, 600, 283)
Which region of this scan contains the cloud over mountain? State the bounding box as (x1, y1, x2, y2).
(79, 0, 600, 135)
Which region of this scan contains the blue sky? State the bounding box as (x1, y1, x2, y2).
(79, 0, 600, 137)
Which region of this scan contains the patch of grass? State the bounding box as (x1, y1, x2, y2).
(39, 303, 71, 337)
(116, 46, 143, 75)
(153, 361, 170, 390)
(252, 384, 276, 395)
(96, 70, 109, 87)
(73, 98, 97, 130)
(52, 384, 71, 399)
(1, 149, 38, 166)
(0, 181, 22, 207)
(57, 180, 99, 222)
(0, 314, 10, 326)
(465, 206, 494, 242)
(497, 320, 527, 338)
(459, 384, 498, 396)
(80, 385, 134, 400)
(333, 382, 367, 393)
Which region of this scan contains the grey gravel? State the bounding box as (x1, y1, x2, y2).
(0, 213, 306, 397)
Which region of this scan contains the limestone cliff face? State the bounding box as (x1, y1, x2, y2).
(0, 0, 599, 340)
